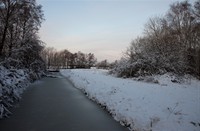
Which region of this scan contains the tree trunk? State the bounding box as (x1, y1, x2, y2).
(0, 0, 12, 56)
(0, 20, 9, 56)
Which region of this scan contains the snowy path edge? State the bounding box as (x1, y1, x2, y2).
(60, 70, 131, 130)
(60, 69, 200, 131)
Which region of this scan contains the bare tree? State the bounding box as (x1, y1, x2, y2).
(112, 0, 200, 78)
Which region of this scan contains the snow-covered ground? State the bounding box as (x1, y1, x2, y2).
(61, 69, 200, 131)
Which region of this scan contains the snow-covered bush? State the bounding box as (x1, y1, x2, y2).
(0, 40, 46, 119)
(110, 57, 160, 78)
(0, 66, 29, 118)
(0, 55, 45, 118)
(0, 58, 45, 118)
(111, 1, 200, 79)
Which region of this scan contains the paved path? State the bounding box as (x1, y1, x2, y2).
(0, 73, 128, 131)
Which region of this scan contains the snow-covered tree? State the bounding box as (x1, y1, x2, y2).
(0, 0, 45, 118)
(86, 53, 97, 68)
(112, 0, 200, 78)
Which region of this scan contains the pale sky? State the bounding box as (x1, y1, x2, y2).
(37, 0, 195, 62)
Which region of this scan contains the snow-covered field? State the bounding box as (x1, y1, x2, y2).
(61, 69, 200, 131)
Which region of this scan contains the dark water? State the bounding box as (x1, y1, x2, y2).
(0, 73, 128, 131)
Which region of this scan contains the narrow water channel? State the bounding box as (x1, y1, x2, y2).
(0, 73, 128, 131)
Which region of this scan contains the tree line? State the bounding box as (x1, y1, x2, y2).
(41, 47, 97, 69)
(112, 0, 200, 78)
(0, 0, 45, 73)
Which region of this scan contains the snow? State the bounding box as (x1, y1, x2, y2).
(0, 66, 30, 118)
(60, 69, 200, 131)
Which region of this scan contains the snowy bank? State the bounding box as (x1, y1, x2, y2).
(0, 65, 44, 118)
(61, 69, 200, 131)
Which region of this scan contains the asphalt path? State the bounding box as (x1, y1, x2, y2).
(0, 73, 128, 131)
